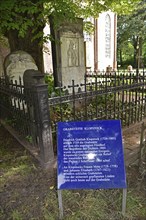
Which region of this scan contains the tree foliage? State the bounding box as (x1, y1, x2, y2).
(117, 0, 146, 68)
(0, 0, 141, 71)
(0, 0, 141, 38)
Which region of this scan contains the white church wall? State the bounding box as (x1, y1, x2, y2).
(84, 18, 94, 71)
(85, 37, 94, 70)
(97, 11, 116, 71)
(43, 24, 53, 73)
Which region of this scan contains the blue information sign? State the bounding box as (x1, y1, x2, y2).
(57, 120, 127, 190)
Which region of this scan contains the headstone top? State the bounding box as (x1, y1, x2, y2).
(127, 65, 133, 72)
(4, 50, 38, 81)
(60, 19, 83, 36)
(50, 16, 83, 36)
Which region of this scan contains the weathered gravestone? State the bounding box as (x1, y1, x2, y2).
(50, 16, 85, 87)
(4, 50, 38, 81)
(127, 65, 133, 72)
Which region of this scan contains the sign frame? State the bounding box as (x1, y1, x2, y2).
(57, 120, 127, 219)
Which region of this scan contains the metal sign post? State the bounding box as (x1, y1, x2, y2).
(58, 190, 63, 219)
(122, 188, 127, 216)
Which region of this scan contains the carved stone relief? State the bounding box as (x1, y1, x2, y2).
(67, 40, 79, 67)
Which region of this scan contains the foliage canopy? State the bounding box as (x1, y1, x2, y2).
(0, 0, 141, 38)
(117, 0, 146, 67)
(0, 0, 142, 71)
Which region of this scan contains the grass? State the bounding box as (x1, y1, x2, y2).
(0, 125, 146, 220)
(41, 187, 146, 220)
(0, 142, 32, 186)
(11, 210, 23, 220)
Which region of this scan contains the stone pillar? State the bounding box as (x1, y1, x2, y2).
(23, 69, 54, 166)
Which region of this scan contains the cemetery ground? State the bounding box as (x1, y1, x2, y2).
(0, 123, 146, 220)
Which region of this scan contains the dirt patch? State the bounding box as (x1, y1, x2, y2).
(0, 123, 146, 220)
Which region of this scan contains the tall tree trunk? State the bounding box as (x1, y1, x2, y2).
(132, 36, 138, 69)
(139, 37, 143, 68)
(6, 25, 44, 72)
(119, 49, 123, 67)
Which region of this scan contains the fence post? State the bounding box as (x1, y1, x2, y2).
(23, 69, 54, 167)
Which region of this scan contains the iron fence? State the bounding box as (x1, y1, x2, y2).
(85, 69, 145, 76)
(48, 72, 146, 143)
(0, 77, 39, 147)
(0, 70, 146, 164)
(0, 72, 55, 165)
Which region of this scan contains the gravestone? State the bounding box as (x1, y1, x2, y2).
(4, 50, 38, 81)
(127, 65, 133, 72)
(50, 16, 85, 87)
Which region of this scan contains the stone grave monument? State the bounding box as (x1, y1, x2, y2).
(4, 50, 38, 82)
(49, 16, 85, 87)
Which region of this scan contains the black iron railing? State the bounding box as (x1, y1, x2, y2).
(0, 70, 146, 163)
(0, 77, 33, 138)
(48, 72, 146, 138)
